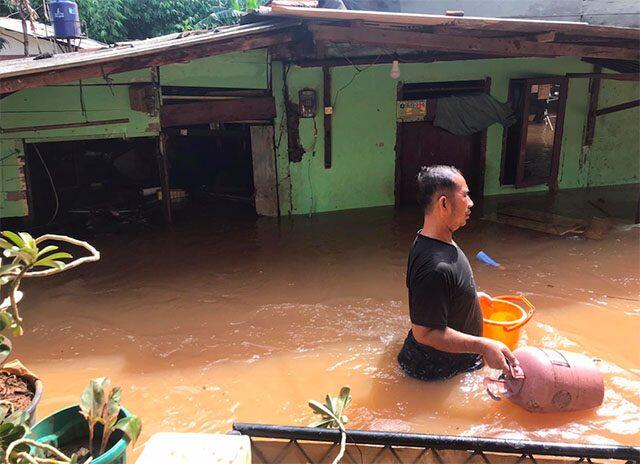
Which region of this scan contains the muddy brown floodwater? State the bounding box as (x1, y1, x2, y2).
(13, 202, 640, 459)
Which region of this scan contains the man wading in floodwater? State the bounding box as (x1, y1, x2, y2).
(398, 165, 518, 381)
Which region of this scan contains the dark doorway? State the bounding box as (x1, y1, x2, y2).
(396, 80, 488, 207)
(396, 122, 483, 206)
(164, 123, 255, 211)
(25, 137, 160, 231)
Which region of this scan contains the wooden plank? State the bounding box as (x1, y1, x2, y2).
(322, 65, 332, 169)
(250, 125, 279, 217)
(584, 66, 602, 146)
(549, 77, 568, 190)
(486, 212, 585, 235)
(595, 98, 640, 116)
(160, 96, 276, 127)
(0, 22, 295, 77)
(0, 118, 130, 134)
(566, 72, 640, 80)
(270, 5, 640, 40)
(157, 135, 172, 224)
(0, 31, 295, 94)
(292, 52, 498, 68)
(477, 76, 491, 204)
(498, 206, 588, 228)
(309, 24, 639, 60)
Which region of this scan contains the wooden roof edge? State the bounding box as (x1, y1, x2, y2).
(264, 5, 640, 41)
(0, 19, 300, 80)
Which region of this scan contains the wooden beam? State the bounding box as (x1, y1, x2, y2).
(0, 118, 130, 134)
(129, 84, 156, 113)
(595, 99, 640, 117)
(534, 31, 556, 43)
(157, 134, 173, 224)
(160, 96, 276, 127)
(323, 65, 332, 169)
(584, 66, 601, 146)
(567, 72, 640, 81)
(250, 125, 279, 217)
(290, 52, 501, 68)
(309, 24, 640, 60)
(0, 32, 294, 94)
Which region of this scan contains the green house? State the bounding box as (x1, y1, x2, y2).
(1, 6, 638, 225)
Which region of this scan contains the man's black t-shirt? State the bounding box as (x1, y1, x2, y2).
(397, 233, 484, 380)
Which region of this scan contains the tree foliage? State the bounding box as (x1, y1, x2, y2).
(0, 0, 269, 44)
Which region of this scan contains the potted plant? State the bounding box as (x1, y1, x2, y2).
(28, 377, 141, 464)
(0, 411, 77, 463)
(0, 232, 100, 425)
(0, 377, 141, 463)
(0, 232, 140, 463)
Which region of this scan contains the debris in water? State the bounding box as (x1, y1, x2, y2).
(476, 251, 506, 270)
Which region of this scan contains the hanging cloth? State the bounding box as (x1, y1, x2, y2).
(434, 93, 517, 136)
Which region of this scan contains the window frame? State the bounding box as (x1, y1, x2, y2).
(500, 77, 569, 189)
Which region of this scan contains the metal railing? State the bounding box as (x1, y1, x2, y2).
(233, 423, 640, 464)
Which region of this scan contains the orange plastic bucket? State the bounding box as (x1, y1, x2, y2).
(481, 295, 535, 351)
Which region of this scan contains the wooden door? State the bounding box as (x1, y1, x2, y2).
(397, 121, 483, 206)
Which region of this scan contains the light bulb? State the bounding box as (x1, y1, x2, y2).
(390, 60, 401, 79)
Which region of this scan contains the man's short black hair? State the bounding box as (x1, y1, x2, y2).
(417, 165, 463, 213)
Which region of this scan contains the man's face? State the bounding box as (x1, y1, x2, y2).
(446, 174, 474, 231)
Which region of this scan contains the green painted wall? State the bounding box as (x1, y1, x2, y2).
(0, 50, 270, 218)
(1, 48, 636, 219)
(0, 68, 158, 219)
(160, 50, 269, 88)
(0, 139, 28, 218)
(273, 57, 639, 215)
(584, 79, 640, 186)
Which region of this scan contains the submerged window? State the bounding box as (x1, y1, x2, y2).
(500, 77, 568, 188)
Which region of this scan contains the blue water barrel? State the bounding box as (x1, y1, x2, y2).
(49, 0, 81, 39)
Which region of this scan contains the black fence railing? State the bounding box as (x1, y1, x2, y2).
(233, 423, 640, 464)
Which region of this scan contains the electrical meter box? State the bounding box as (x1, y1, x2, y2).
(299, 89, 317, 118)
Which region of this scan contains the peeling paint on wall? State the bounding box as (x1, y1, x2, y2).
(273, 56, 628, 216)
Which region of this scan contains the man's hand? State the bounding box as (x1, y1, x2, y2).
(480, 338, 519, 375)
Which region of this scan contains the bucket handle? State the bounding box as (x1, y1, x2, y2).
(493, 295, 535, 332)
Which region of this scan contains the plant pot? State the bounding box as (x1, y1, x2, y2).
(0, 372, 43, 426)
(30, 405, 132, 464)
(24, 378, 43, 426)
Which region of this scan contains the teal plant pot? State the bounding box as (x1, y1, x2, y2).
(30, 405, 131, 464)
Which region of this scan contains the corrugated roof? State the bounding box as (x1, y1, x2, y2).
(1, 6, 638, 94)
(0, 20, 298, 93)
(0, 16, 104, 49)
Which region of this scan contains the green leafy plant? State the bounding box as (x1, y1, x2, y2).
(0, 412, 30, 462)
(0, 231, 100, 339)
(0, 232, 100, 462)
(309, 386, 351, 464)
(0, 411, 80, 463)
(79, 378, 141, 458)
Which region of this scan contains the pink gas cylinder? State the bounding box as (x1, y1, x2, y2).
(484, 346, 604, 413)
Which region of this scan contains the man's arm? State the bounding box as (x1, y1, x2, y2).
(412, 323, 518, 375)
